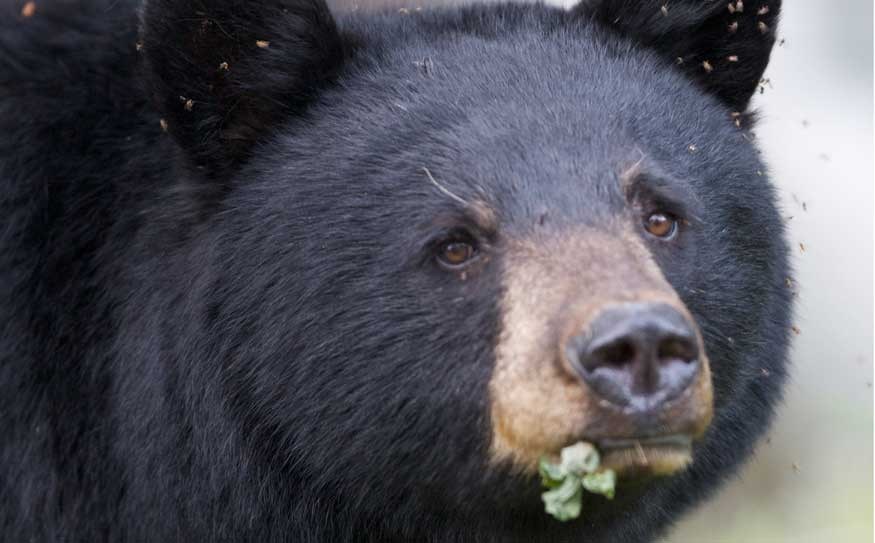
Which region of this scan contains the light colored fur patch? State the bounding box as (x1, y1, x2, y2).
(489, 227, 713, 472)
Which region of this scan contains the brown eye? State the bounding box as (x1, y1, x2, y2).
(644, 212, 678, 239)
(438, 241, 477, 268)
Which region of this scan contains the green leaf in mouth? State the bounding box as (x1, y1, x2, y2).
(539, 441, 616, 521)
(581, 469, 616, 500)
(542, 476, 584, 521)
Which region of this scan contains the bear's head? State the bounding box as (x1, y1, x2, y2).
(139, 0, 791, 539)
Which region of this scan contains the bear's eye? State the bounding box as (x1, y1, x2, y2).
(644, 212, 678, 239)
(437, 240, 478, 269)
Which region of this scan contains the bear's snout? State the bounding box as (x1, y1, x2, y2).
(488, 228, 714, 476)
(565, 302, 701, 413)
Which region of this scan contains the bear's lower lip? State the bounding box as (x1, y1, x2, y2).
(597, 434, 694, 479)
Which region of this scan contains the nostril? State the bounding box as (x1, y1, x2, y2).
(657, 336, 698, 364)
(590, 340, 636, 368)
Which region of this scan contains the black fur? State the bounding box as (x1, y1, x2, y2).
(0, 0, 792, 541)
(140, 0, 345, 179)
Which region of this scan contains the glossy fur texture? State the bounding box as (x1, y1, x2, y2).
(0, 0, 791, 541)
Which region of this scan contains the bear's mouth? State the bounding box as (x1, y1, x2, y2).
(597, 434, 693, 479)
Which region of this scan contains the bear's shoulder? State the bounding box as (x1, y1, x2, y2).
(0, 1, 165, 225)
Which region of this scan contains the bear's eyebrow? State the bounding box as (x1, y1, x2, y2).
(421, 168, 498, 233)
(466, 200, 499, 233)
(428, 200, 499, 237)
(624, 172, 704, 224)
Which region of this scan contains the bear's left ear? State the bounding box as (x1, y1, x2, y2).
(140, 0, 345, 178)
(577, 0, 781, 111)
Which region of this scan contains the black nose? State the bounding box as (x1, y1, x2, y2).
(567, 303, 701, 411)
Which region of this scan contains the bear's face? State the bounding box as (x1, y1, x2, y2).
(141, 0, 789, 533)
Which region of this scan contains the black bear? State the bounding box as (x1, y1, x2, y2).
(0, 0, 792, 541)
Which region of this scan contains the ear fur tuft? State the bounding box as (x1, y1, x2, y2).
(140, 0, 345, 177)
(578, 0, 781, 110)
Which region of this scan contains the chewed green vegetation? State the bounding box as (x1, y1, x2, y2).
(539, 442, 616, 521)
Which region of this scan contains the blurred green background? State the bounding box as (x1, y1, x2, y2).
(328, 0, 874, 540)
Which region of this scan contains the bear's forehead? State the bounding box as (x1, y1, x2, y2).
(339, 13, 693, 110)
(327, 14, 729, 158)
(261, 11, 751, 227)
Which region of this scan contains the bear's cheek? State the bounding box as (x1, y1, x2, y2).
(487, 228, 713, 477)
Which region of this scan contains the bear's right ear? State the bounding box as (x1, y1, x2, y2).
(577, 0, 781, 112)
(140, 0, 345, 178)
